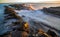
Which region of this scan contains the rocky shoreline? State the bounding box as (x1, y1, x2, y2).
(0, 4, 58, 37)
(42, 7, 60, 18)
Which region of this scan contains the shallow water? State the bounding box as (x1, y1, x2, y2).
(0, 4, 9, 23)
(0, 4, 9, 35)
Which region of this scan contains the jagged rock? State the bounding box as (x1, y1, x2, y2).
(37, 29, 45, 35)
(20, 22, 30, 33)
(42, 7, 60, 16)
(9, 4, 22, 10)
(3, 33, 11, 37)
(11, 20, 24, 31)
(9, 4, 30, 10)
(11, 30, 29, 37)
(9, 4, 24, 10)
(47, 29, 58, 37)
(21, 31, 29, 37)
(37, 29, 50, 37)
(12, 22, 30, 32)
(4, 16, 15, 20)
(4, 6, 14, 14)
(11, 30, 21, 37)
(4, 6, 23, 20)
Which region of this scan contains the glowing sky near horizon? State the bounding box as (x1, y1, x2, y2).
(0, 0, 60, 3)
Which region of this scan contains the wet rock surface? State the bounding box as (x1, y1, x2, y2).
(0, 4, 59, 37)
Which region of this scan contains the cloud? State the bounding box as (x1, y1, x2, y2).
(0, 0, 60, 3)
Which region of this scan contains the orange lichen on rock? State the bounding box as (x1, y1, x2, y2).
(24, 22, 29, 29)
(22, 22, 30, 33)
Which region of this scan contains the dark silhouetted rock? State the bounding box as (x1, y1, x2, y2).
(4, 6, 14, 14)
(9, 4, 31, 10)
(4, 6, 23, 20)
(47, 29, 58, 37)
(9, 4, 36, 10)
(21, 31, 29, 37)
(11, 30, 29, 37)
(42, 7, 60, 16)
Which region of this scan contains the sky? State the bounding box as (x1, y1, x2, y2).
(0, 0, 60, 3)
